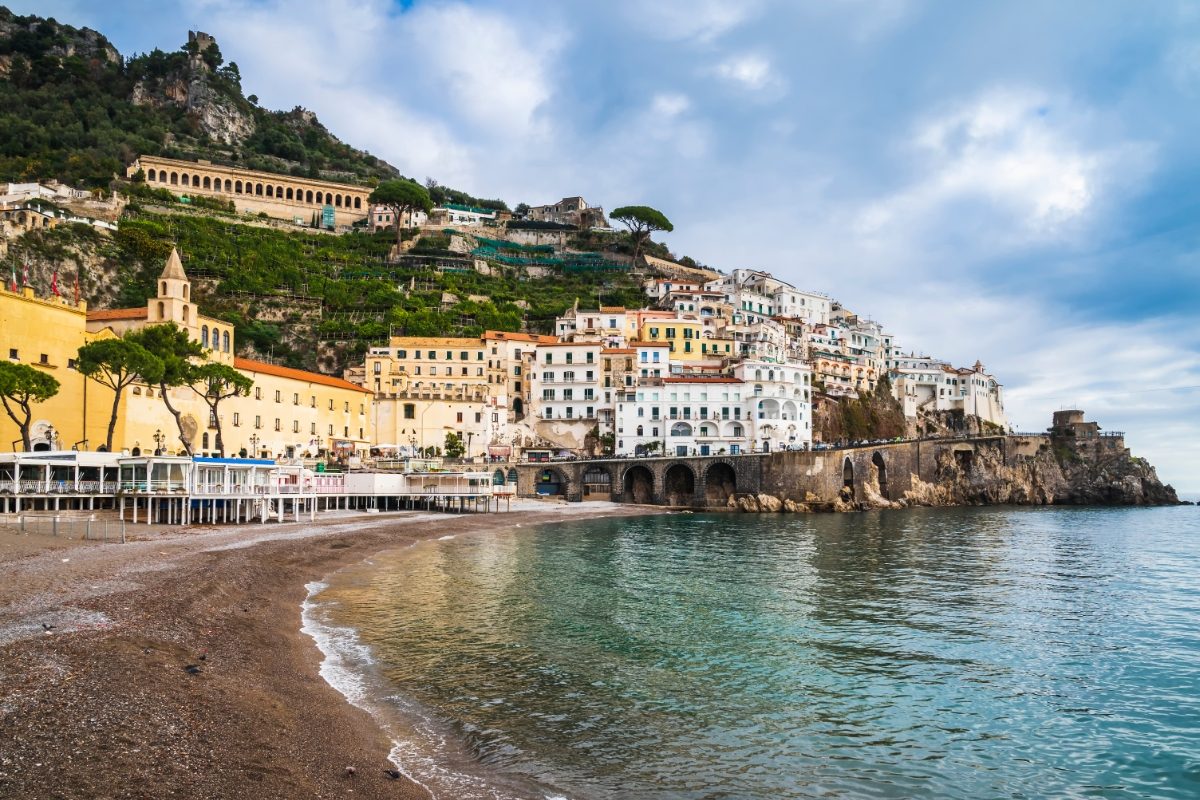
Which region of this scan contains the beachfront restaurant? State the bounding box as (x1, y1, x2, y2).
(117, 454, 192, 525)
(0, 451, 123, 513)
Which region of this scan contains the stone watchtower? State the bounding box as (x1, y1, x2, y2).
(147, 248, 197, 332)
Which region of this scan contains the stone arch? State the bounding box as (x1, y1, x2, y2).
(582, 466, 613, 499)
(535, 467, 567, 496)
(266, 185, 274, 198)
(235, 180, 243, 194)
(872, 451, 888, 499)
(315, 191, 324, 204)
(183, 284, 189, 300)
(305, 190, 314, 203)
(184, 174, 192, 187)
(182, 306, 190, 323)
(335, 194, 343, 207)
(623, 465, 654, 504)
(670, 421, 692, 437)
(201, 325, 209, 348)
(705, 462, 736, 506)
(664, 463, 696, 506)
(353, 197, 362, 209)
(148, 168, 157, 182)
(513, 397, 523, 416)
(492, 469, 506, 485)
(160, 281, 167, 295)
(203, 176, 212, 189)
(276, 185, 284, 199)
(224, 179, 232, 192)
(157, 301, 165, 318)
(782, 400, 798, 421)
(255, 183, 264, 196)
(507, 467, 518, 484)
(170, 171, 178, 185)
(286, 187, 294, 200)
(842, 457, 855, 500)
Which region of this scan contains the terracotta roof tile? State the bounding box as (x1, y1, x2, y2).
(87, 307, 148, 322)
(234, 358, 372, 394)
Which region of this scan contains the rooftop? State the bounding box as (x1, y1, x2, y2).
(234, 358, 372, 394)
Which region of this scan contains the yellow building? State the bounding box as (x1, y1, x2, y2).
(4, 249, 374, 459)
(0, 285, 114, 450)
(638, 317, 736, 361)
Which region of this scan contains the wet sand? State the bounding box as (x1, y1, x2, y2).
(0, 501, 658, 799)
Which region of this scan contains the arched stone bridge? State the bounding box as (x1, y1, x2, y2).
(513, 434, 1048, 508)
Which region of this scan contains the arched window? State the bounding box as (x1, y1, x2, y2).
(305, 190, 314, 203)
(202, 325, 209, 348)
(255, 183, 264, 196)
(202, 432, 209, 450)
(235, 180, 243, 194)
(315, 191, 323, 204)
(266, 185, 274, 198)
(222, 330, 230, 352)
(636, 425, 644, 436)
(334, 194, 342, 207)
(157, 301, 165, 318)
(276, 185, 283, 198)
(182, 306, 189, 323)
(148, 168, 157, 181)
(203, 176, 211, 189)
(353, 197, 361, 209)
(224, 179, 232, 192)
(286, 187, 294, 200)
(183, 285, 189, 300)
(755, 369, 762, 380)
(181, 174, 189, 186)
(161, 281, 167, 295)
(170, 172, 178, 185)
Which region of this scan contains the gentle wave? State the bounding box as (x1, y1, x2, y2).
(315, 506, 1200, 799)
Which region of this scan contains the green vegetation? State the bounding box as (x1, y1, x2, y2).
(0, 9, 395, 187)
(76, 336, 164, 451)
(187, 363, 253, 456)
(610, 205, 674, 263)
(0, 361, 61, 450)
(369, 179, 433, 246)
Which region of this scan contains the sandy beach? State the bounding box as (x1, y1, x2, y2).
(0, 500, 658, 799)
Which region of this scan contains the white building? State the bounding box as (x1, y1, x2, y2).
(734, 360, 814, 452)
(616, 376, 751, 457)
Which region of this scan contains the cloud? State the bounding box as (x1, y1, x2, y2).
(713, 53, 783, 94)
(626, 0, 762, 43)
(856, 88, 1153, 246)
(402, 3, 564, 138)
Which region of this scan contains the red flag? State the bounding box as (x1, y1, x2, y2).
(51, 270, 60, 298)
(21, 263, 29, 287)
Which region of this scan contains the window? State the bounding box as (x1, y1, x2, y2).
(329, 425, 334, 435)
(404, 403, 415, 419)
(586, 352, 594, 364)
(255, 387, 262, 400)
(428, 351, 436, 359)
(275, 390, 281, 403)
(293, 421, 300, 433)
(456, 412, 464, 423)
(311, 396, 317, 407)
(255, 415, 262, 429)
(461, 351, 469, 360)
(274, 419, 281, 432)
(311, 423, 317, 435)
(544, 352, 553, 364)
(584, 388, 594, 400)
(563, 389, 574, 400)
(430, 366, 438, 376)
(293, 393, 300, 405)
(373, 362, 381, 375)
(414, 350, 421, 359)
(397, 349, 407, 358)
(328, 399, 334, 410)
(344, 402, 350, 412)
(222, 331, 230, 353)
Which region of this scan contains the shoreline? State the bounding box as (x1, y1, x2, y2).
(0, 501, 661, 799)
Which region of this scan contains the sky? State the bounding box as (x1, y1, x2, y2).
(19, 0, 1200, 492)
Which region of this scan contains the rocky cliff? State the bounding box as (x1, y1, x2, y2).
(901, 439, 1179, 508)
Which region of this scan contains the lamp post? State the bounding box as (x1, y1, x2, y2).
(45, 424, 56, 451)
(466, 430, 474, 462)
(249, 433, 259, 458)
(153, 428, 164, 456)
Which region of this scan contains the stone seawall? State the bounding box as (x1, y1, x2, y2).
(513, 432, 1179, 511)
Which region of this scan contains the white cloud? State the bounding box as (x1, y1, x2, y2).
(651, 93, 691, 117)
(713, 53, 782, 94)
(402, 3, 564, 138)
(857, 88, 1152, 244)
(627, 0, 761, 43)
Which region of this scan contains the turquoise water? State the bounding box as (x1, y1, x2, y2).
(309, 507, 1200, 799)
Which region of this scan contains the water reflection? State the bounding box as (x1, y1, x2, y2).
(318, 506, 1200, 799)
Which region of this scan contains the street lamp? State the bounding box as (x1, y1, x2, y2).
(249, 433, 260, 458)
(153, 428, 164, 456)
(45, 424, 56, 451)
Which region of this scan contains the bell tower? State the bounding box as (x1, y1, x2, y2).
(148, 248, 197, 333)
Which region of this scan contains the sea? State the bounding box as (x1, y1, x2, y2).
(302, 504, 1200, 799)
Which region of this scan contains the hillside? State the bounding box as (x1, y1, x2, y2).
(0, 8, 395, 188)
(8, 212, 649, 372)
